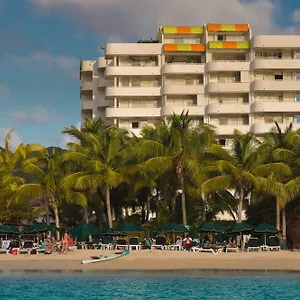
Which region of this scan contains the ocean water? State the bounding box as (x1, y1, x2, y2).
(1, 271, 300, 300)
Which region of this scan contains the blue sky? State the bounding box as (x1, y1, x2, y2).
(0, 0, 299, 148)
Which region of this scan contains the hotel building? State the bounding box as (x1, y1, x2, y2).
(80, 24, 300, 146)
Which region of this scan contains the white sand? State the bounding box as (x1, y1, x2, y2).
(0, 250, 300, 272)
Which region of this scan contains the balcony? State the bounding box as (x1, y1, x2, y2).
(81, 100, 93, 110)
(106, 107, 161, 118)
(205, 61, 249, 72)
(163, 85, 204, 95)
(206, 103, 250, 114)
(208, 41, 250, 51)
(252, 36, 300, 49)
(162, 64, 205, 74)
(214, 124, 250, 135)
(251, 80, 300, 92)
(81, 81, 93, 91)
(97, 78, 113, 88)
(162, 105, 205, 116)
(206, 82, 250, 93)
(105, 43, 162, 57)
(251, 123, 300, 134)
(97, 57, 106, 69)
(251, 59, 300, 70)
(105, 87, 161, 98)
(105, 66, 160, 77)
(81, 60, 95, 72)
(251, 102, 300, 113)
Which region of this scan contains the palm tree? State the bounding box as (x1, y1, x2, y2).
(15, 147, 86, 239)
(203, 130, 289, 223)
(138, 111, 216, 225)
(62, 126, 129, 228)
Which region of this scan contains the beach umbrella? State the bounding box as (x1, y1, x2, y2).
(226, 222, 254, 233)
(198, 222, 226, 233)
(22, 223, 58, 234)
(71, 223, 101, 242)
(109, 223, 146, 234)
(158, 224, 188, 233)
(254, 224, 278, 245)
(0, 225, 20, 235)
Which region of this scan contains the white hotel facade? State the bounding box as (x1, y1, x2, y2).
(80, 24, 300, 146)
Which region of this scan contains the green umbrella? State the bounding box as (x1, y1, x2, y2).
(158, 223, 188, 233)
(0, 225, 20, 235)
(71, 223, 100, 242)
(255, 224, 278, 245)
(198, 222, 226, 233)
(111, 223, 146, 233)
(226, 222, 254, 233)
(22, 223, 58, 234)
(255, 224, 278, 233)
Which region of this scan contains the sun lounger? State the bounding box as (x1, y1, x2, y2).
(0, 240, 11, 254)
(19, 241, 38, 254)
(246, 238, 260, 252)
(226, 246, 239, 253)
(129, 237, 141, 250)
(268, 236, 281, 251)
(191, 246, 222, 254)
(151, 235, 167, 250)
(115, 239, 128, 250)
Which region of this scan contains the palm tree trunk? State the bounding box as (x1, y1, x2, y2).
(178, 168, 187, 226)
(53, 203, 60, 240)
(237, 190, 244, 223)
(105, 187, 113, 228)
(83, 207, 89, 224)
(146, 195, 151, 221)
(43, 189, 50, 225)
(282, 207, 287, 249)
(276, 197, 281, 231)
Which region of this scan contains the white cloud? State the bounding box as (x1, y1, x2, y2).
(29, 0, 281, 36)
(9, 105, 63, 124)
(291, 9, 300, 23)
(0, 83, 10, 101)
(7, 52, 78, 77)
(0, 128, 23, 149)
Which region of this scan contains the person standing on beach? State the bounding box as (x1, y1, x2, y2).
(61, 233, 69, 254)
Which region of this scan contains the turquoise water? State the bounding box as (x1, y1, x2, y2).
(1, 271, 300, 299)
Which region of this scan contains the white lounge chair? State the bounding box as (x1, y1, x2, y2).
(226, 246, 239, 253)
(268, 236, 281, 251)
(191, 246, 222, 254)
(151, 235, 167, 250)
(129, 237, 141, 250)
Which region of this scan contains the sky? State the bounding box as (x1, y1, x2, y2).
(0, 0, 300, 148)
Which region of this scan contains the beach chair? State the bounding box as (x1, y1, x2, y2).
(0, 240, 11, 254)
(268, 236, 281, 251)
(191, 246, 222, 255)
(129, 237, 141, 250)
(151, 235, 166, 250)
(246, 238, 260, 252)
(19, 240, 37, 254)
(115, 239, 128, 250)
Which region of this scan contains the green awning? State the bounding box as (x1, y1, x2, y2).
(255, 224, 278, 233)
(22, 223, 58, 234)
(198, 222, 226, 233)
(110, 223, 146, 233)
(71, 223, 101, 241)
(158, 223, 188, 233)
(0, 225, 20, 235)
(226, 222, 254, 233)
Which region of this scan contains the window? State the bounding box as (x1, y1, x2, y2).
(217, 34, 225, 41)
(243, 95, 249, 103)
(274, 73, 283, 80)
(219, 118, 228, 125)
(132, 122, 139, 129)
(278, 94, 283, 102)
(297, 94, 300, 102)
(174, 38, 183, 44)
(219, 139, 226, 147)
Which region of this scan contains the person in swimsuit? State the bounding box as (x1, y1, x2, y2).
(61, 233, 69, 254)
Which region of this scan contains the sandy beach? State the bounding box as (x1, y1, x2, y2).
(0, 250, 300, 272)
